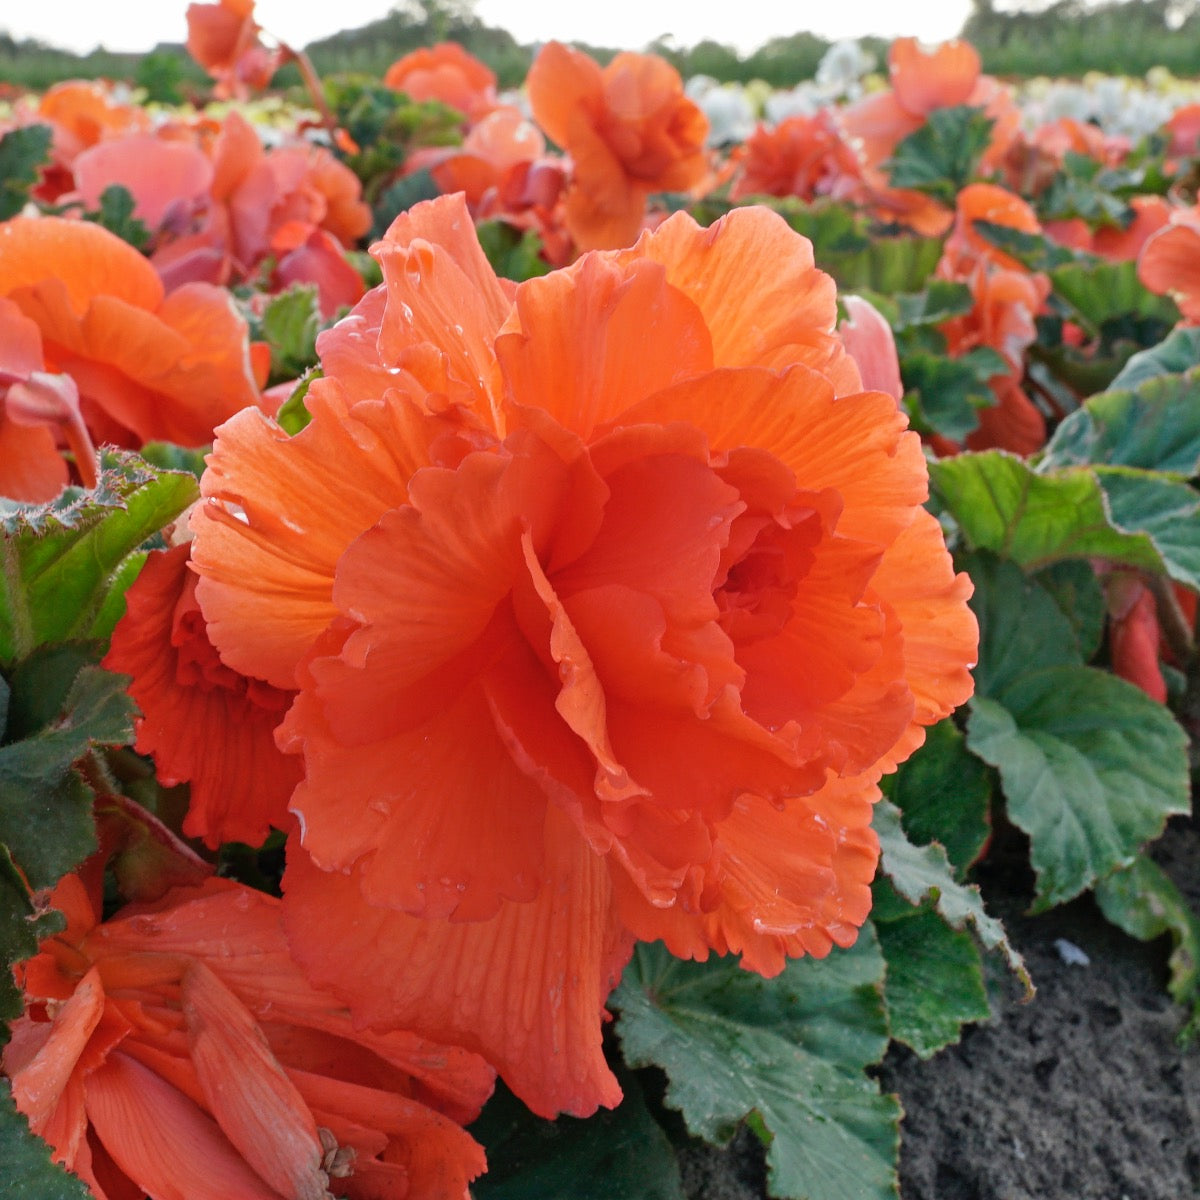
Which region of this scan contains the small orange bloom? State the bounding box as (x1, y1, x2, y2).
(103, 542, 302, 850)
(527, 42, 710, 251)
(1106, 576, 1168, 703)
(1138, 205, 1200, 323)
(190, 195, 977, 1119)
(186, 0, 281, 96)
(731, 112, 863, 203)
(941, 182, 1043, 276)
(4, 874, 492, 1200)
(0, 216, 263, 448)
(383, 42, 497, 122)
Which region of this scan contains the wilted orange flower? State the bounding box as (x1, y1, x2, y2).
(187, 0, 281, 96)
(1138, 205, 1200, 323)
(103, 542, 302, 849)
(5, 873, 492, 1200)
(190, 194, 977, 1118)
(527, 42, 710, 251)
(383, 42, 497, 122)
(0, 216, 263, 448)
(731, 112, 863, 203)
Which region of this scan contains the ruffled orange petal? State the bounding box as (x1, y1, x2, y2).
(497, 253, 712, 439)
(0, 217, 163, 315)
(526, 41, 604, 151)
(614, 773, 880, 975)
(282, 804, 634, 1120)
(192, 388, 424, 688)
(102, 544, 299, 848)
(622, 206, 861, 391)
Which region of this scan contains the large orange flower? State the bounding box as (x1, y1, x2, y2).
(190, 195, 977, 1118)
(1138, 205, 1200, 323)
(5, 873, 492, 1200)
(527, 42, 710, 251)
(0, 216, 263, 448)
(731, 112, 863, 203)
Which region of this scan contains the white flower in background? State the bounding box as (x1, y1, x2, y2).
(815, 39, 876, 100)
(764, 83, 823, 124)
(684, 77, 756, 145)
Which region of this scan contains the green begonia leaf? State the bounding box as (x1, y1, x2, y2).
(887, 107, 995, 206)
(614, 936, 900, 1200)
(1032, 559, 1107, 664)
(1041, 366, 1200, 475)
(1098, 469, 1200, 591)
(880, 719, 992, 875)
(1094, 854, 1200, 1038)
(873, 901, 990, 1058)
(0, 651, 134, 890)
(0, 1080, 93, 1199)
(471, 1075, 684, 1200)
(0, 125, 52, 221)
(967, 670, 1189, 912)
(1108, 326, 1200, 390)
(873, 799, 1027, 989)
(0, 450, 198, 664)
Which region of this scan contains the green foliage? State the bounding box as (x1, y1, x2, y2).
(134, 50, 186, 103)
(887, 107, 996, 206)
(471, 1076, 685, 1200)
(880, 720, 992, 875)
(1047, 258, 1179, 342)
(259, 285, 324, 384)
(968, 671, 1189, 911)
(1108, 326, 1200, 390)
(1042, 367, 1200, 474)
(901, 351, 1007, 442)
(615, 937, 900, 1200)
(476, 220, 551, 283)
(0, 450, 198, 664)
(0, 124, 52, 221)
(872, 897, 991, 1059)
(874, 799, 1027, 987)
(83, 184, 151, 252)
(0, 645, 133, 891)
(0, 1081, 92, 1199)
(276, 372, 320, 436)
(1095, 854, 1200, 1038)
(0, 847, 65, 1023)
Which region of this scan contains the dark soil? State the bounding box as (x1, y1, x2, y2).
(678, 812, 1200, 1200)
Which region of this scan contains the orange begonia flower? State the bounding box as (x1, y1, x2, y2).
(4, 873, 492, 1200)
(1138, 206, 1200, 323)
(383, 42, 498, 122)
(527, 42, 710, 251)
(1106, 576, 1168, 703)
(186, 0, 281, 97)
(189, 194, 977, 1118)
(840, 37, 1019, 236)
(0, 216, 263, 447)
(941, 182, 1043, 276)
(731, 112, 863, 204)
(102, 542, 302, 849)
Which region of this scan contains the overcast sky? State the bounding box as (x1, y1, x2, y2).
(4, 0, 971, 56)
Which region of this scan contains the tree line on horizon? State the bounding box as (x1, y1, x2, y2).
(0, 0, 1197, 100)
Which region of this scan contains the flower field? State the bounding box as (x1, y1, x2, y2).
(2, 4, 1200, 1198)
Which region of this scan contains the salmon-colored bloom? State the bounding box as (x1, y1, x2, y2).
(103, 542, 301, 849)
(1138, 205, 1200, 323)
(731, 112, 863, 203)
(187, 0, 281, 97)
(4, 873, 492, 1200)
(0, 216, 263, 448)
(383, 42, 497, 122)
(190, 194, 977, 1118)
(527, 42, 710, 251)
